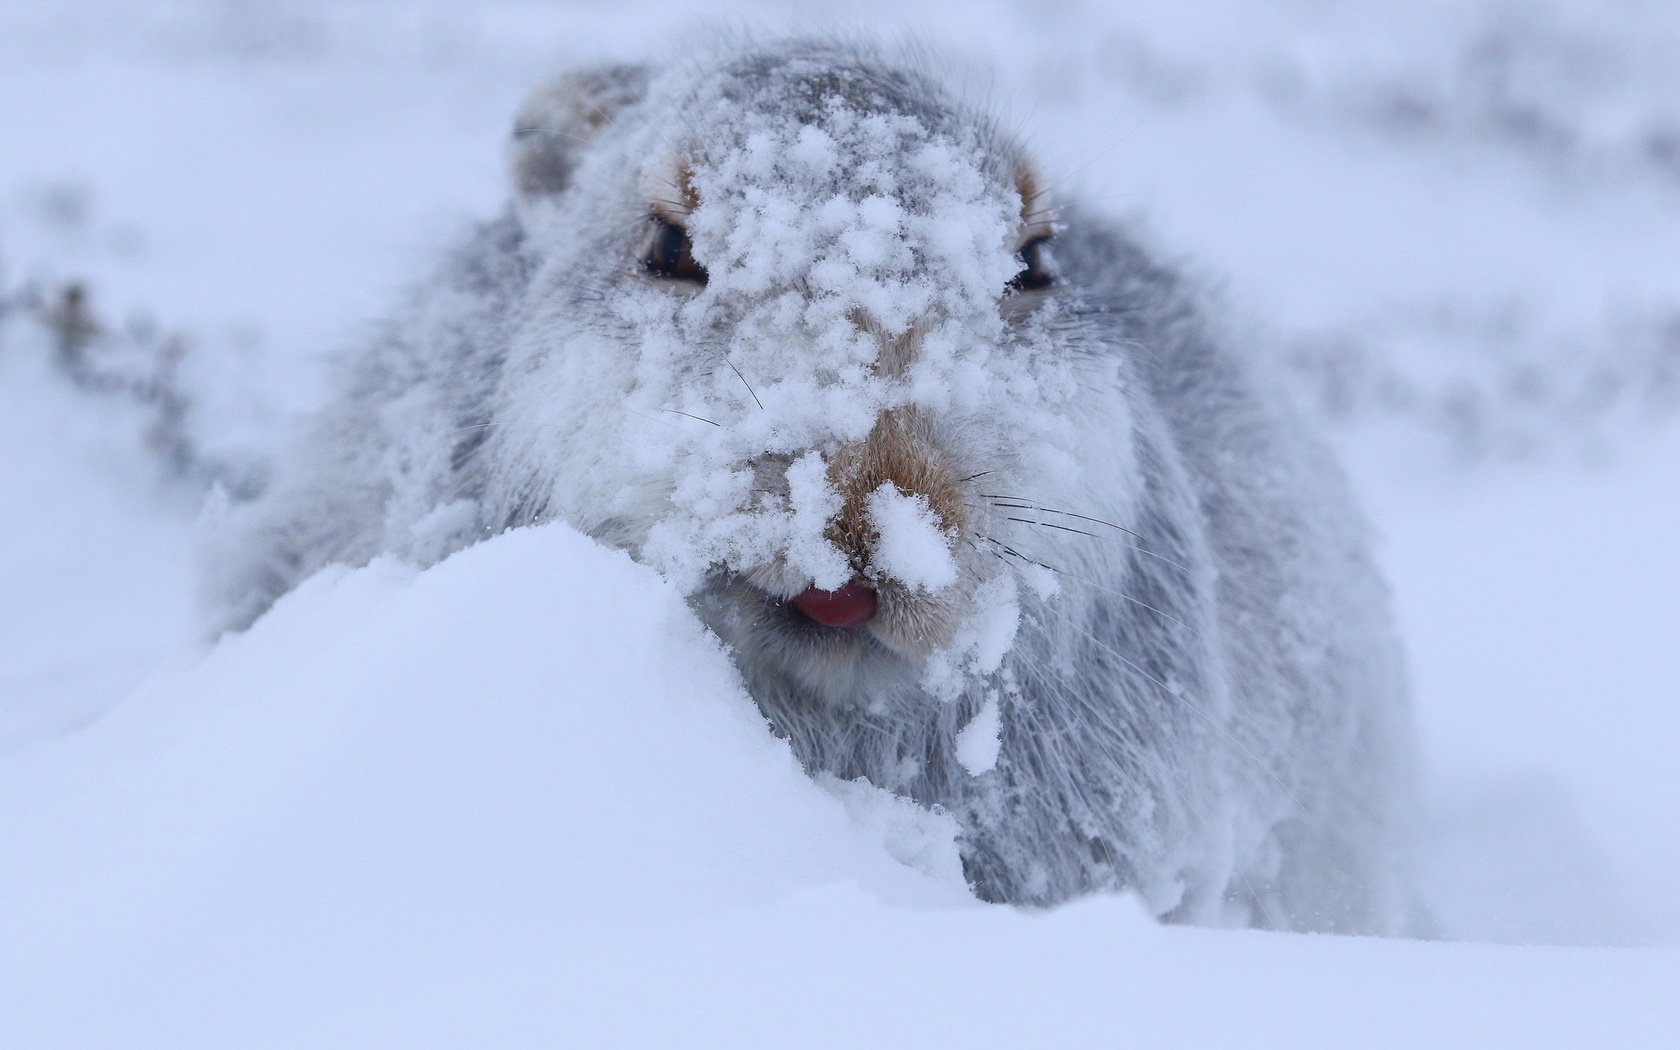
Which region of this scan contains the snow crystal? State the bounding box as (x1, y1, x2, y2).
(787, 123, 839, 174)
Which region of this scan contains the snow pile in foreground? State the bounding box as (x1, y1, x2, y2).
(1, 521, 1675, 1047)
(0, 524, 964, 1025)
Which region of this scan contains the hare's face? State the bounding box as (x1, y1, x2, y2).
(501, 46, 1115, 703)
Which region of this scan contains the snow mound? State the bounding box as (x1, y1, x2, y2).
(0, 523, 974, 1040)
(4, 520, 1676, 1048)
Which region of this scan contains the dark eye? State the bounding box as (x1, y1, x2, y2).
(1008, 235, 1054, 293)
(643, 217, 707, 285)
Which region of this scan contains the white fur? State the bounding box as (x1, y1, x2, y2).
(203, 39, 1415, 933)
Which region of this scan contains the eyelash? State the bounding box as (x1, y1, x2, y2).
(642, 217, 707, 285)
(1008, 235, 1055, 293)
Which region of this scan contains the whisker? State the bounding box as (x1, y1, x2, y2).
(448, 420, 571, 437)
(1005, 516, 1097, 538)
(661, 408, 722, 427)
(981, 495, 1134, 537)
(1042, 602, 1308, 815)
(982, 536, 1200, 636)
(723, 356, 764, 410)
(981, 536, 1046, 571)
(971, 620, 1282, 926)
(625, 408, 700, 433)
(983, 495, 1193, 575)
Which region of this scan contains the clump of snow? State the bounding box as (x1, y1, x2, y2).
(1018, 560, 1060, 601)
(865, 480, 958, 591)
(955, 690, 1003, 775)
(923, 574, 1022, 700)
(817, 773, 967, 884)
(784, 450, 851, 590)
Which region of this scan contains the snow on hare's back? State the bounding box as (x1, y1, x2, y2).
(205, 41, 1414, 933)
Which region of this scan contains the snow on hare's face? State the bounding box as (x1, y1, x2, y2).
(502, 47, 1096, 704)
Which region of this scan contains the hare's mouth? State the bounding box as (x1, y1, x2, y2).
(787, 579, 878, 629)
(687, 571, 957, 705)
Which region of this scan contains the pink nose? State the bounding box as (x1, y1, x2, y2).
(790, 579, 879, 628)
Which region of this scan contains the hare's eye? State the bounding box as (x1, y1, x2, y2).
(1007, 235, 1055, 293)
(643, 217, 707, 285)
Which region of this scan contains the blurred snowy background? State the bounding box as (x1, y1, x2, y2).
(2, 0, 1677, 1044)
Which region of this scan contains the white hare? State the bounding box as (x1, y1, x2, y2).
(204, 40, 1415, 934)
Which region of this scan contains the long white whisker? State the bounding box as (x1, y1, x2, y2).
(1038, 600, 1308, 816)
(982, 536, 1200, 637)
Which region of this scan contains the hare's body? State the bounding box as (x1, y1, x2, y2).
(205, 41, 1413, 932)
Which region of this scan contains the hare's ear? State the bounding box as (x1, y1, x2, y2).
(508, 64, 649, 222)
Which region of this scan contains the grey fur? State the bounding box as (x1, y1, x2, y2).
(202, 40, 1414, 933)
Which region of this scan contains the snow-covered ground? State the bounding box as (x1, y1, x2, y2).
(2, 0, 1676, 1044)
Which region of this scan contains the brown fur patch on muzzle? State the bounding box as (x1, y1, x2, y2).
(824, 407, 965, 578)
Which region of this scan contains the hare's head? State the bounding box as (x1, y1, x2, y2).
(492, 42, 1136, 703)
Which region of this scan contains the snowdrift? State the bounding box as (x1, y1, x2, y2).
(2, 524, 1675, 1047)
